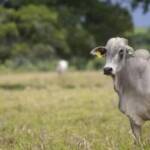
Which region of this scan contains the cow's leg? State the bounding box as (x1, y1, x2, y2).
(129, 119, 142, 144)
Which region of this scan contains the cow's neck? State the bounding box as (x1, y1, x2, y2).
(113, 65, 132, 115)
(113, 65, 127, 94)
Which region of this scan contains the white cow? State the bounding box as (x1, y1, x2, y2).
(56, 60, 68, 74)
(91, 37, 150, 143)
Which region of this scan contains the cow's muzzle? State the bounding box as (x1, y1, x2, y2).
(103, 67, 113, 75)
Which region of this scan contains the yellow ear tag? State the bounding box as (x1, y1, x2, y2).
(95, 51, 102, 58)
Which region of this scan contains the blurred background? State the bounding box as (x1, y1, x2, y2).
(0, 0, 149, 71)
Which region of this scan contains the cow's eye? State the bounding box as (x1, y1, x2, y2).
(119, 49, 124, 59)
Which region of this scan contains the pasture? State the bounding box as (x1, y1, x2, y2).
(0, 71, 150, 150)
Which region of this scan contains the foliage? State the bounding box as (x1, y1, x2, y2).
(0, 0, 134, 68)
(131, 0, 150, 12)
(1, 0, 150, 62)
(128, 28, 150, 50)
(0, 5, 70, 62)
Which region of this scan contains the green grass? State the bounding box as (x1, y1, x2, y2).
(0, 71, 150, 149)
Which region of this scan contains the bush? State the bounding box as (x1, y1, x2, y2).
(0, 1, 133, 69)
(86, 58, 105, 70)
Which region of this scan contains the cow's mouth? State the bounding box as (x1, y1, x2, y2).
(111, 74, 115, 78)
(103, 70, 115, 78)
(104, 71, 112, 76)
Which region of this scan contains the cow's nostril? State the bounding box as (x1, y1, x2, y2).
(103, 67, 113, 75)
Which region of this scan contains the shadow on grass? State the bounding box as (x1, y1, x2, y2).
(62, 83, 102, 89)
(0, 83, 46, 90)
(62, 84, 76, 89)
(0, 84, 26, 90)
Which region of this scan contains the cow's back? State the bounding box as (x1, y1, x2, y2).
(134, 49, 150, 60)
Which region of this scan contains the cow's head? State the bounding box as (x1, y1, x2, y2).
(90, 37, 134, 76)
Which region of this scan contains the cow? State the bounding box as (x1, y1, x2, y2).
(90, 37, 150, 143)
(56, 60, 68, 74)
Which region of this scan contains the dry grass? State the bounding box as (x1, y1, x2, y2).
(0, 71, 150, 150)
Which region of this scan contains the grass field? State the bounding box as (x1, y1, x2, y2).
(0, 71, 150, 150)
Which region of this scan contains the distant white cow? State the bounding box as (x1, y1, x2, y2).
(56, 60, 68, 74)
(91, 37, 150, 143)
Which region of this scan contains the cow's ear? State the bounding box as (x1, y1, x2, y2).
(126, 45, 134, 57)
(90, 46, 107, 58)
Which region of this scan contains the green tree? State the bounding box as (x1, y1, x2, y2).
(0, 0, 134, 69)
(131, 0, 150, 12)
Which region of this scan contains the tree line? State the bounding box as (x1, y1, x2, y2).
(0, 0, 149, 70)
